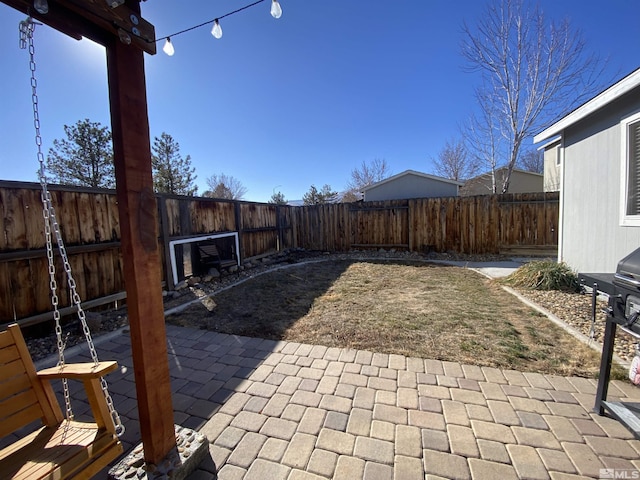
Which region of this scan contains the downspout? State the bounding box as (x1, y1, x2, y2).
(558, 136, 565, 263)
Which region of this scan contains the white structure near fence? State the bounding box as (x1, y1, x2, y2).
(169, 232, 240, 285)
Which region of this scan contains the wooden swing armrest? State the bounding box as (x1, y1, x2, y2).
(37, 361, 119, 433)
(37, 361, 118, 380)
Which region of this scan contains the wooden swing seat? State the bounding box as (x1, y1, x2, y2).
(0, 324, 123, 479)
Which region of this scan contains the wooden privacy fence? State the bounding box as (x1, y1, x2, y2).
(0, 181, 294, 325)
(0, 181, 558, 325)
(292, 192, 559, 254)
(0, 183, 124, 326)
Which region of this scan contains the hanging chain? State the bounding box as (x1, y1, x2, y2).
(20, 18, 124, 436)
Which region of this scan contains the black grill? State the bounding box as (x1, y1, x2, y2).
(610, 247, 640, 335)
(585, 247, 640, 439)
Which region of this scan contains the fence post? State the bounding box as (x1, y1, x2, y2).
(408, 199, 414, 252)
(234, 201, 244, 261)
(276, 205, 283, 252)
(174, 199, 191, 280)
(157, 195, 173, 290)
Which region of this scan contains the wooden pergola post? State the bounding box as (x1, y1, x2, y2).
(106, 30, 176, 465)
(2, 0, 178, 467)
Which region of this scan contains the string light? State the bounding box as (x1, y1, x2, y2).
(162, 37, 174, 56)
(33, 0, 48, 14)
(211, 19, 222, 39)
(157, 0, 283, 56)
(270, 0, 282, 19)
(26, 0, 283, 55)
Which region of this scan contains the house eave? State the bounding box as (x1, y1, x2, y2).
(537, 136, 562, 151)
(533, 67, 640, 144)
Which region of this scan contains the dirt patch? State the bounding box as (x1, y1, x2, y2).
(166, 258, 620, 378)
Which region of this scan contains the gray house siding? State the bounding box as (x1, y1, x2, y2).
(559, 88, 640, 273)
(364, 173, 459, 201)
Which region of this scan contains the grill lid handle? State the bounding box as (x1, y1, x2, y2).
(614, 273, 640, 290)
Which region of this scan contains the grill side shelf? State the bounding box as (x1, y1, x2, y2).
(601, 401, 640, 438)
(579, 273, 615, 340)
(594, 312, 640, 440)
(579, 273, 616, 296)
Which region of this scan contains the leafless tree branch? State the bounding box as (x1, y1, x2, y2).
(462, 0, 609, 193)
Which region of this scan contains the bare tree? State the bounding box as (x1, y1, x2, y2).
(431, 138, 479, 181)
(465, 92, 505, 193)
(345, 158, 391, 200)
(340, 191, 361, 203)
(203, 173, 247, 200)
(518, 148, 544, 174)
(462, 0, 607, 193)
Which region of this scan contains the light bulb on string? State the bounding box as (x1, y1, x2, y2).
(155, 0, 284, 54)
(270, 0, 282, 19)
(211, 19, 222, 39)
(163, 37, 175, 56)
(34, 0, 48, 14)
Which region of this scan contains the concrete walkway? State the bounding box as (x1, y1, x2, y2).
(48, 323, 640, 480)
(426, 259, 526, 279)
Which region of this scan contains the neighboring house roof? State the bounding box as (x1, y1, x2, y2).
(362, 170, 463, 192)
(534, 67, 640, 144)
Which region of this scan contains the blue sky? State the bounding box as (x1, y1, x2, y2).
(0, 1, 638, 203)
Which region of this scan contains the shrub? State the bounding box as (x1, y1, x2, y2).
(503, 260, 579, 291)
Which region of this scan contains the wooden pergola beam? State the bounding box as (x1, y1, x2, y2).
(3, 0, 98, 42)
(1, 0, 174, 466)
(2, 0, 155, 53)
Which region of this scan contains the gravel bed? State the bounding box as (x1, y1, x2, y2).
(514, 288, 637, 364)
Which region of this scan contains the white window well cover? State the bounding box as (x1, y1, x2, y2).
(621, 112, 640, 226)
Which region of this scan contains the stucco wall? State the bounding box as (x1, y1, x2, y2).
(462, 170, 543, 196)
(543, 142, 561, 192)
(560, 89, 640, 272)
(364, 175, 458, 201)
(509, 171, 544, 193)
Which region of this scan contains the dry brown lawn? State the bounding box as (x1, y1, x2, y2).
(166, 259, 620, 378)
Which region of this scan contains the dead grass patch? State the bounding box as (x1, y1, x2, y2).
(166, 259, 615, 378)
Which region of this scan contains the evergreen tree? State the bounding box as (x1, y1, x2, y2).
(46, 119, 114, 188)
(302, 184, 338, 205)
(151, 132, 198, 196)
(269, 191, 287, 205)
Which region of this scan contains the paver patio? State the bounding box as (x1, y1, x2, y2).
(30, 324, 640, 479)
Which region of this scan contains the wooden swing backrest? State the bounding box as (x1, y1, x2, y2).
(0, 324, 63, 438)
